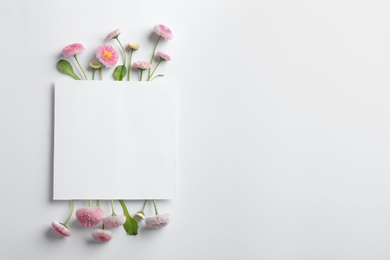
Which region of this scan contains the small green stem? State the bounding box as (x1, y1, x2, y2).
(127, 50, 133, 81)
(92, 70, 95, 80)
(148, 60, 162, 81)
(73, 55, 88, 80)
(63, 200, 75, 226)
(152, 199, 159, 215)
(141, 200, 148, 211)
(148, 36, 161, 79)
(111, 200, 116, 215)
(97, 200, 100, 207)
(151, 74, 164, 81)
(116, 37, 126, 66)
(99, 67, 103, 80)
(88, 200, 92, 206)
(139, 70, 143, 81)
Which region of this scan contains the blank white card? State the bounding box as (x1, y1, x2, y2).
(53, 80, 175, 199)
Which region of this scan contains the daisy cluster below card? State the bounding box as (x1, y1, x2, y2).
(53, 80, 176, 200)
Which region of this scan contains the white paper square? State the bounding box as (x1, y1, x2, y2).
(53, 80, 176, 200)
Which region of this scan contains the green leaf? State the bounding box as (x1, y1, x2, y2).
(119, 200, 138, 236)
(113, 65, 127, 81)
(56, 59, 80, 80)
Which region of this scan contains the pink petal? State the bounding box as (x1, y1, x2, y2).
(76, 206, 104, 227)
(52, 221, 71, 237)
(92, 229, 113, 242)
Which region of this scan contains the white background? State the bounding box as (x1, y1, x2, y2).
(1, 0, 390, 259)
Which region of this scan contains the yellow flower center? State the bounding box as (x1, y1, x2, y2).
(104, 51, 111, 58)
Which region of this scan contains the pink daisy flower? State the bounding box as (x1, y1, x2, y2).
(76, 206, 104, 227)
(92, 229, 113, 242)
(145, 214, 170, 229)
(102, 215, 126, 228)
(106, 29, 121, 40)
(156, 51, 171, 61)
(62, 43, 85, 57)
(154, 24, 173, 40)
(132, 61, 152, 70)
(52, 221, 71, 237)
(96, 44, 119, 68)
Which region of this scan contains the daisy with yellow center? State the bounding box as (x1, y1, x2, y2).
(96, 44, 118, 68)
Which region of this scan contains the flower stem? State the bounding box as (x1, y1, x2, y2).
(139, 70, 143, 81)
(127, 50, 133, 81)
(116, 37, 126, 66)
(99, 67, 103, 80)
(141, 200, 148, 211)
(63, 200, 74, 226)
(88, 200, 92, 206)
(111, 200, 116, 215)
(73, 55, 88, 80)
(148, 36, 161, 79)
(151, 74, 164, 81)
(148, 60, 162, 81)
(152, 199, 159, 215)
(97, 200, 100, 207)
(92, 70, 95, 80)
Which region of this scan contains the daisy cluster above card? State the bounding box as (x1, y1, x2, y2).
(58, 25, 171, 82)
(52, 25, 174, 242)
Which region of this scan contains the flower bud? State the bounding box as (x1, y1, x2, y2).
(89, 61, 102, 69)
(128, 43, 140, 51)
(134, 211, 145, 220)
